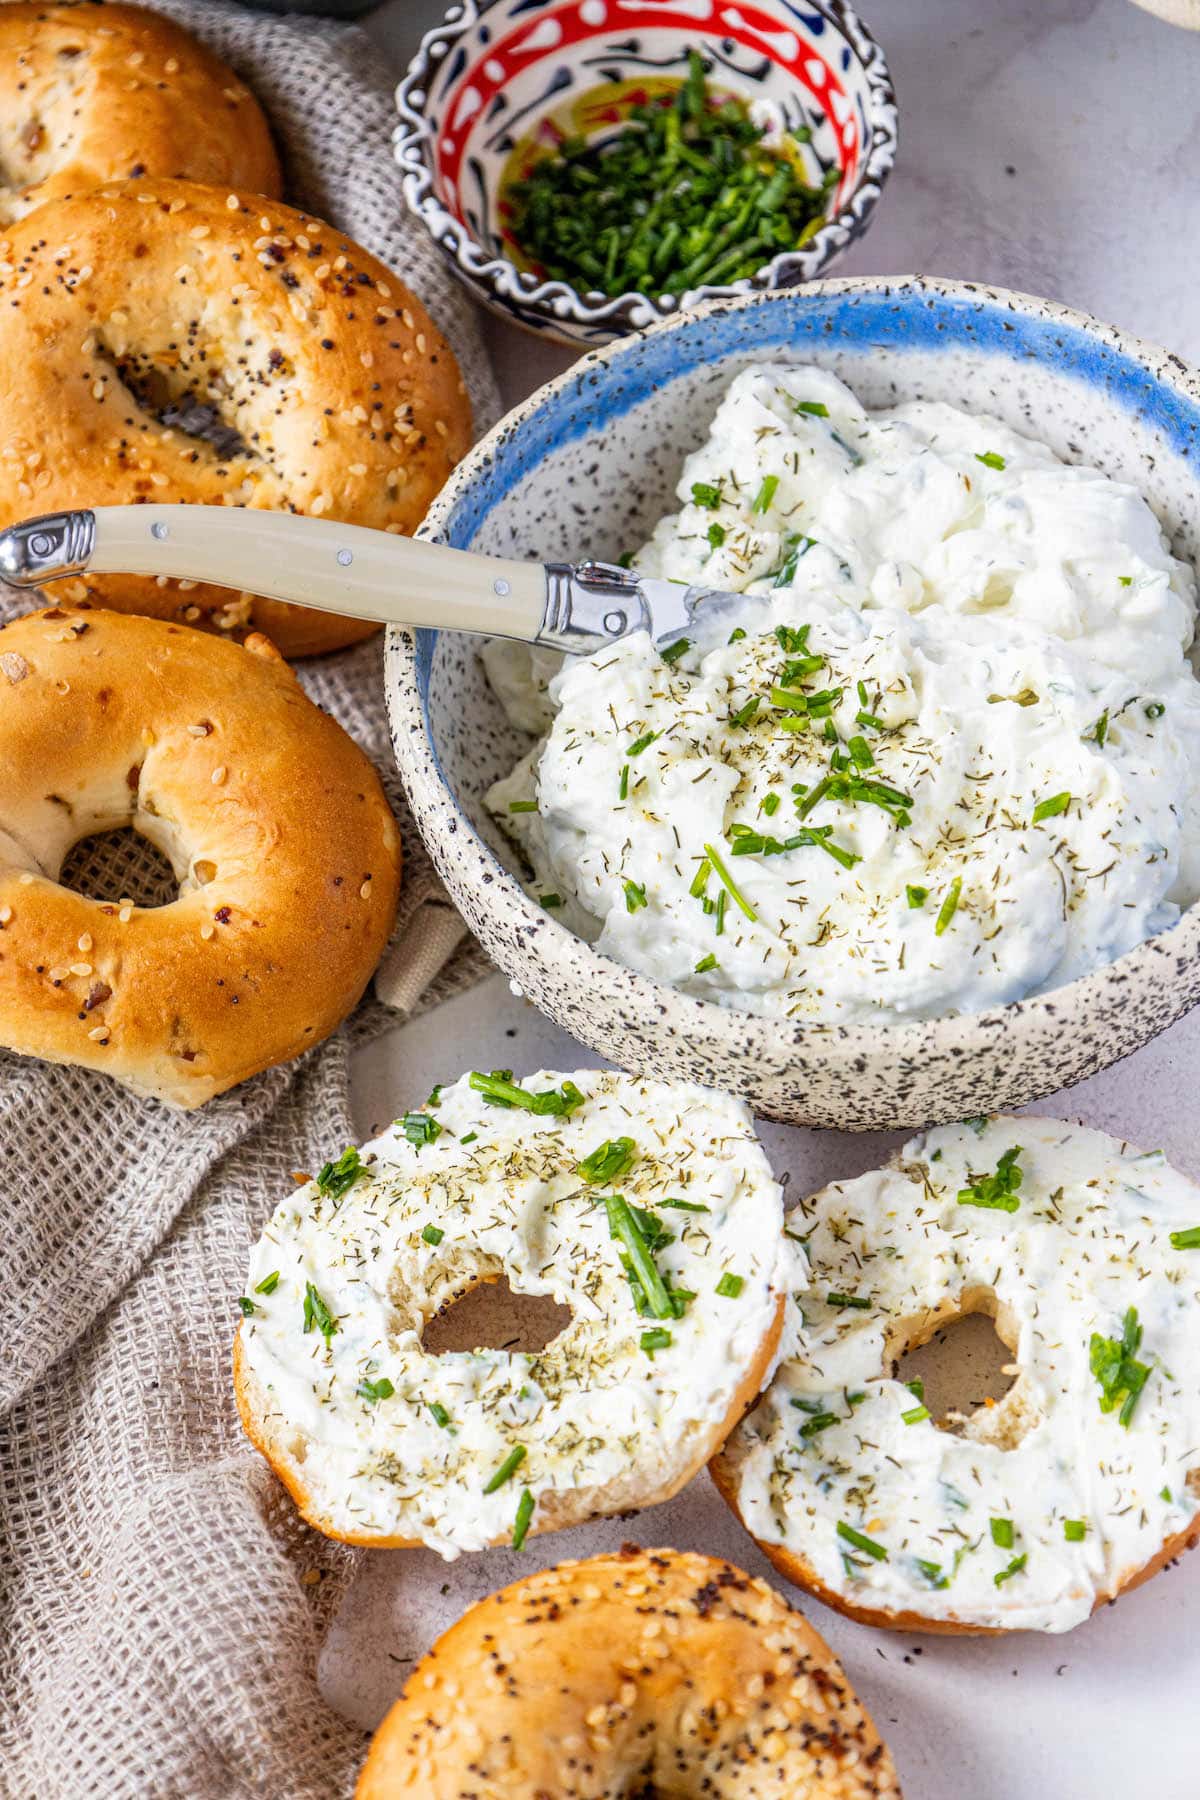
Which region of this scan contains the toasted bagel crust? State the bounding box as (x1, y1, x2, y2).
(0, 181, 472, 656)
(0, 605, 400, 1104)
(0, 3, 280, 221)
(356, 1547, 901, 1799)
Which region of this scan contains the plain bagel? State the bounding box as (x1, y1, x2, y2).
(0, 180, 472, 657)
(712, 1116, 1200, 1634)
(0, 3, 280, 222)
(0, 604, 400, 1104)
(356, 1546, 901, 1798)
(235, 1069, 787, 1554)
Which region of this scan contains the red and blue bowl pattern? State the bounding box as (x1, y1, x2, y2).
(395, 0, 898, 345)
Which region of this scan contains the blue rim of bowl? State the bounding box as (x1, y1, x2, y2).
(393, 0, 899, 336)
(387, 279, 1200, 1069)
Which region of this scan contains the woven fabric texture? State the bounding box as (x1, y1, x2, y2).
(0, 3, 500, 1793)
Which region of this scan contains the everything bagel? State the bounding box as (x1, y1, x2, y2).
(712, 1116, 1200, 1633)
(356, 1546, 901, 1798)
(0, 3, 280, 220)
(235, 1069, 787, 1554)
(0, 181, 472, 656)
(0, 605, 400, 1104)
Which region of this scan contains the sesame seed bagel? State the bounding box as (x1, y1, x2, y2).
(0, 604, 400, 1105)
(0, 3, 280, 222)
(711, 1116, 1200, 1634)
(356, 1546, 902, 1799)
(0, 179, 471, 656)
(235, 1069, 787, 1555)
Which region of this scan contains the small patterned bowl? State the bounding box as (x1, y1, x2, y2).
(386, 279, 1200, 1130)
(394, 0, 897, 347)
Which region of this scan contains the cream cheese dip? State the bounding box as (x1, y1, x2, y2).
(486, 365, 1200, 1025)
(237, 1068, 786, 1557)
(713, 1115, 1200, 1634)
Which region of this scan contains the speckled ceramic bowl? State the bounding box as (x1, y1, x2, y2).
(386, 278, 1200, 1129)
(394, 0, 896, 347)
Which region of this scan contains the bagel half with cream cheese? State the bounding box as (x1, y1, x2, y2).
(235, 1069, 787, 1555)
(712, 1115, 1200, 1633)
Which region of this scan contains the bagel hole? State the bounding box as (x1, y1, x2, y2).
(893, 1301, 1017, 1439)
(59, 827, 179, 908)
(421, 1273, 573, 1356)
(102, 346, 253, 463)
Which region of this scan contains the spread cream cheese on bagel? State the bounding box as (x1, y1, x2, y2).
(711, 1116, 1200, 1633)
(486, 365, 1200, 1024)
(236, 1069, 786, 1557)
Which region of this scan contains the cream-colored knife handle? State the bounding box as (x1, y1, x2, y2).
(0, 503, 547, 639)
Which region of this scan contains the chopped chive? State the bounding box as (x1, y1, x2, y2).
(626, 730, 659, 757)
(795, 399, 829, 417)
(661, 1197, 710, 1212)
(254, 1271, 280, 1295)
(421, 1224, 444, 1246)
(715, 1272, 744, 1298)
(704, 841, 757, 921)
(356, 1375, 395, 1403)
(750, 473, 779, 514)
(1119, 574, 1133, 587)
(508, 799, 539, 813)
(1090, 1306, 1151, 1428)
(837, 1521, 888, 1561)
(618, 764, 629, 800)
(1170, 1226, 1200, 1248)
(975, 451, 1007, 470)
(1145, 700, 1166, 720)
(316, 1146, 365, 1200)
(728, 626, 746, 644)
(468, 1070, 584, 1117)
(1161, 1486, 1173, 1503)
(1087, 711, 1109, 748)
(762, 791, 781, 817)
(906, 885, 928, 909)
(990, 1518, 1014, 1549)
(606, 1194, 675, 1320)
(847, 734, 874, 769)
(994, 1553, 1027, 1588)
(459, 1131, 478, 1146)
(958, 1145, 1022, 1213)
(826, 1291, 870, 1310)
(624, 878, 648, 913)
(577, 1136, 636, 1184)
(694, 952, 718, 973)
(934, 875, 963, 936)
(403, 1111, 442, 1148)
(906, 1378, 925, 1401)
(714, 888, 727, 936)
(901, 1404, 930, 1425)
(640, 1326, 672, 1355)
(914, 1558, 949, 1589)
(539, 893, 563, 910)
(689, 859, 711, 898)
(731, 694, 761, 729)
(303, 1281, 337, 1345)
(483, 1444, 527, 1493)
(796, 1409, 840, 1438)
(511, 1487, 535, 1550)
(1063, 1519, 1087, 1541)
(661, 637, 690, 666)
(691, 480, 723, 509)
(707, 521, 726, 548)
(1031, 791, 1071, 825)
(428, 1401, 451, 1428)
(237, 1296, 256, 1316)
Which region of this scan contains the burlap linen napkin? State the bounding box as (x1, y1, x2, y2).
(0, 5, 503, 1794)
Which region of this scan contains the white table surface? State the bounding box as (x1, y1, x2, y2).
(326, 4, 1200, 1794)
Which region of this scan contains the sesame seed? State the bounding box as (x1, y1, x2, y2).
(359, 879, 372, 899)
(226, 194, 240, 210)
(87, 1026, 109, 1043)
(48, 966, 68, 983)
(71, 962, 92, 977)
(200, 923, 215, 941)
(118, 906, 133, 924)
(348, 463, 367, 476)
(211, 765, 227, 786)
(0, 906, 11, 925)
(189, 225, 211, 241)
(415, 332, 427, 354)
(77, 933, 92, 952)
